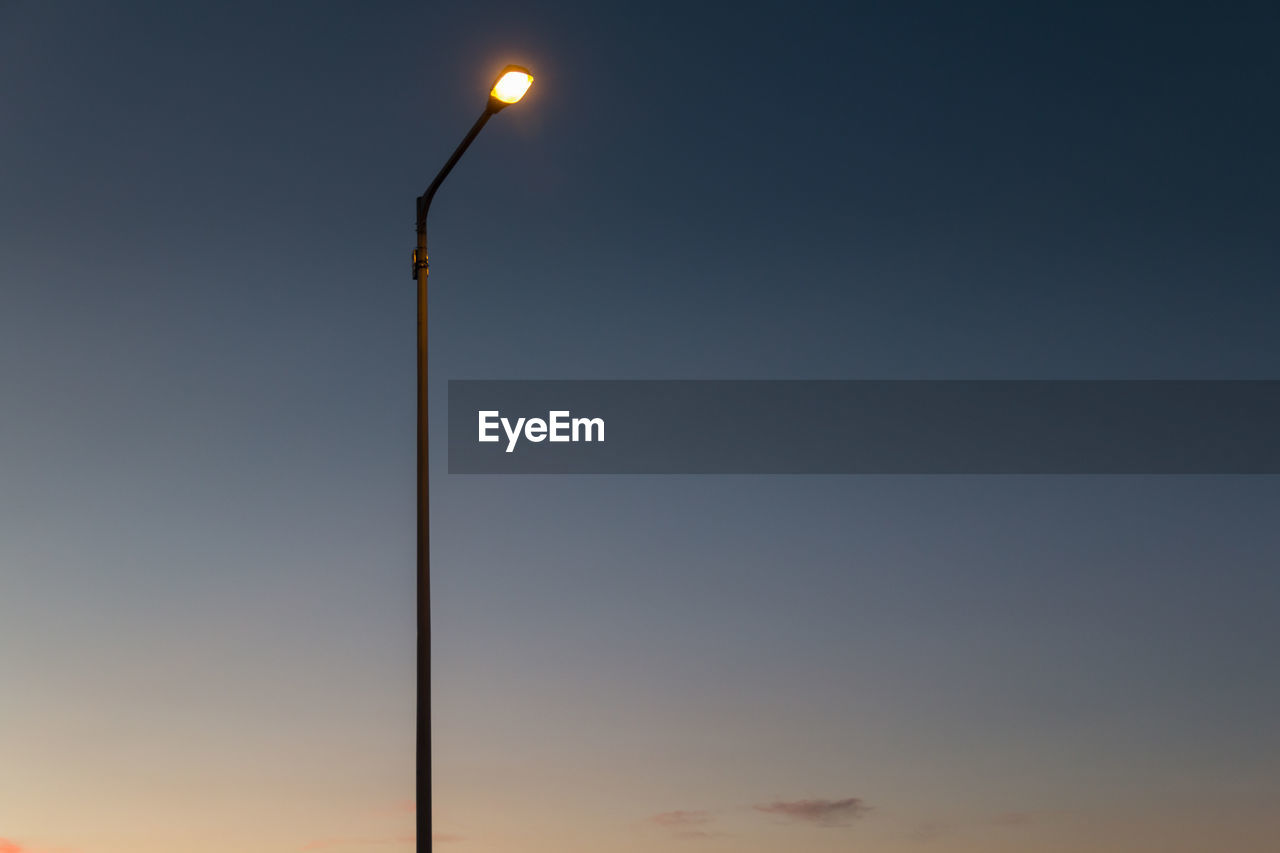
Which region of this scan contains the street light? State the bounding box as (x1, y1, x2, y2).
(412, 64, 532, 851)
(490, 67, 534, 105)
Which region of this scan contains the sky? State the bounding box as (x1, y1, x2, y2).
(1, 1, 1278, 851)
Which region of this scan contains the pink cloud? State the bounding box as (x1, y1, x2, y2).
(753, 797, 870, 826)
(0, 839, 24, 853)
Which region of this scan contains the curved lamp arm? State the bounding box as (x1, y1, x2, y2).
(412, 65, 533, 277)
(415, 107, 494, 236)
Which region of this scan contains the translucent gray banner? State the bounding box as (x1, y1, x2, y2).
(447, 381, 1280, 474)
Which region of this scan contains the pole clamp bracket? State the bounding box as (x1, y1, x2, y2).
(412, 248, 429, 280)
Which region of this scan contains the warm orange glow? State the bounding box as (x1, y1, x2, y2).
(491, 69, 533, 104)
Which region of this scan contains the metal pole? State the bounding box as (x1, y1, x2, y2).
(415, 223, 430, 853)
(414, 105, 494, 853)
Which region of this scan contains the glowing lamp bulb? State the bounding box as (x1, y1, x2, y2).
(490, 68, 533, 105)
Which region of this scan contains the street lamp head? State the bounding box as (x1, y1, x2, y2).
(488, 65, 534, 111)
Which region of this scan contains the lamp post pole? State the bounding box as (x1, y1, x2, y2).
(412, 66, 533, 852)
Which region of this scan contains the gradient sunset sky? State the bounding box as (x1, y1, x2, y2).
(2, 2, 1278, 852)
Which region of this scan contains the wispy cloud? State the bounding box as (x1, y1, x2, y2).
(0, 840, 77, 853)
(753, 797, 870, 826)
(649, 810, 725, 841)
(908, 820, 953, 843)
(650, 811, 713, 828)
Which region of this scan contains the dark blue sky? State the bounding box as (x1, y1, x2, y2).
(2, 2, 1278, 851)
